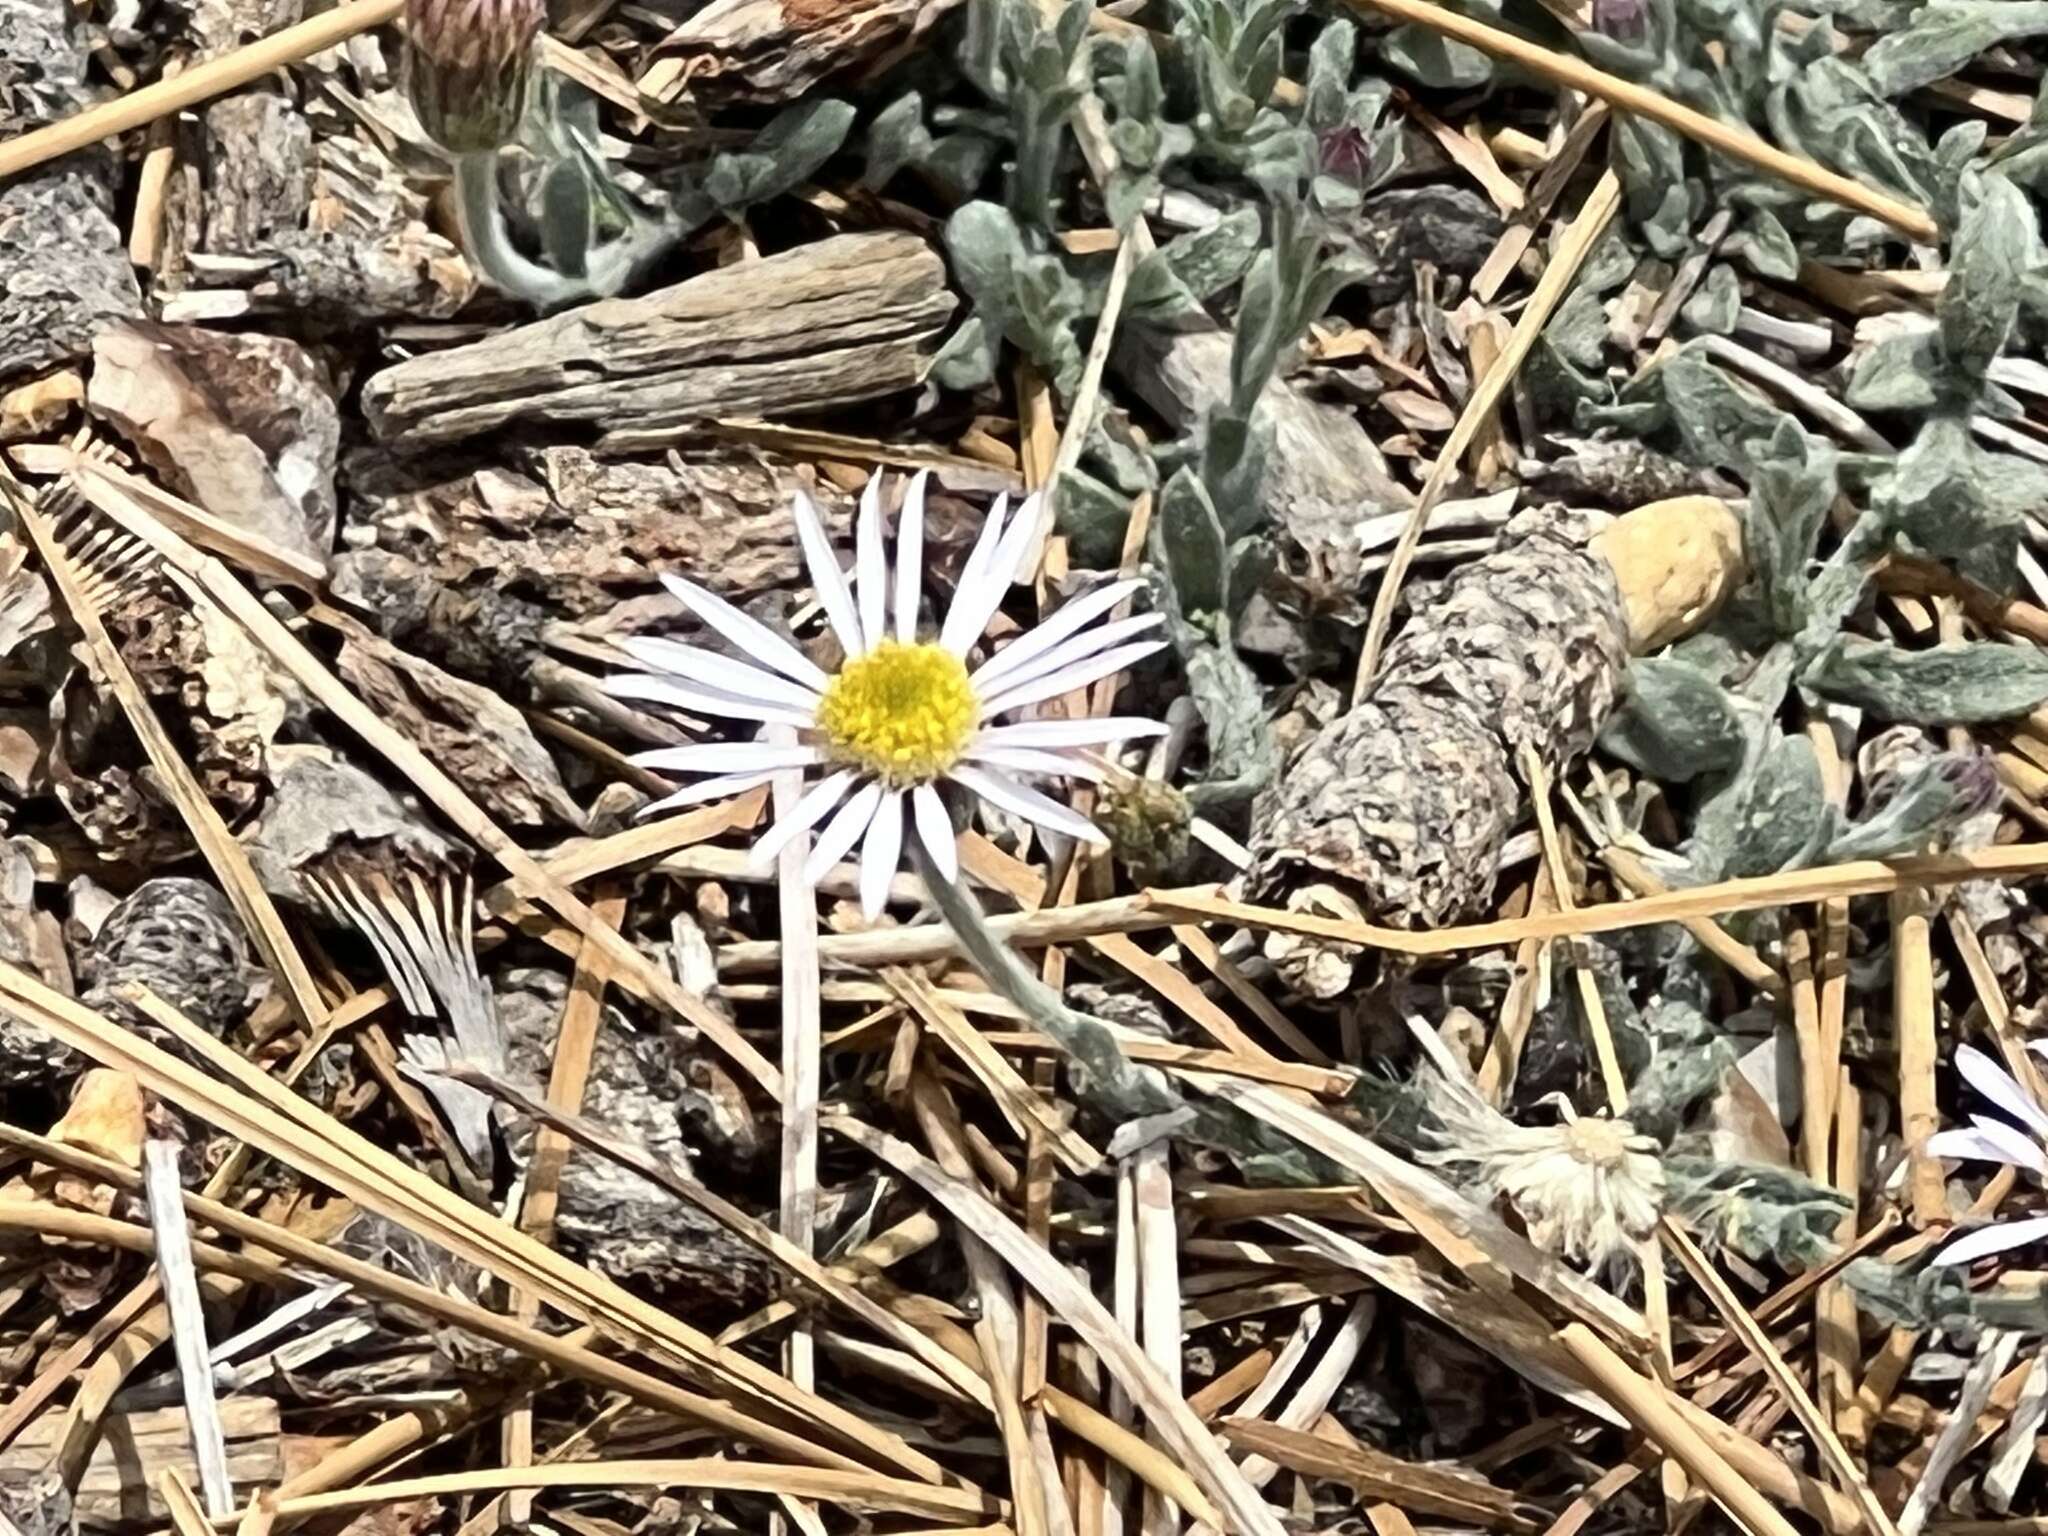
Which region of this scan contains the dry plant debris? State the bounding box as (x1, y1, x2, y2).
(5, 0, 2048, 1534)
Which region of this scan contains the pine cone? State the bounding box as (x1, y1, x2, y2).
(1249, 508, 1630, 977)
(80, 878, 256, 1035)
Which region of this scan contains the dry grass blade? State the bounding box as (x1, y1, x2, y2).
(1355, 168, 1620, 690)
(1557, 1325, 1803, 1536)
(0, 967, 958, 1489)
(8, 475, 330, 1027)
(1217, 1418, 1535, 1532)
(823, 1110, 1289, 1536)
(1160, 840, 2048, 953)
(143, 1141, 236, 1518)
(240, 1461, 998, 1524)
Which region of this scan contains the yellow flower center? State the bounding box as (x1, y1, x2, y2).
(815, 641, 978, 785)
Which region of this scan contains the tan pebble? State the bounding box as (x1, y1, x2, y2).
(1591, 494, 1746, 653)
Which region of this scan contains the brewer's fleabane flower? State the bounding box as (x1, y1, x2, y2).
(606, 471, 1169, 917)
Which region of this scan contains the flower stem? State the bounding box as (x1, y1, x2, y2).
(455, 151, 594, 310)
(908, 835, 1173, 1117)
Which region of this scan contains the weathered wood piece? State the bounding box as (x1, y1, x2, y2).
(361, 233, 955, 447)
(640, 0, 961, 104)
(1, 1398, 282, 1528)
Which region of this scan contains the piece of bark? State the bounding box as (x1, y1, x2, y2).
(332, 448, 880, 678)
(331, 618, 587, 830)
(643, 0, 962, 103)
(499, 967, 775, 1306)
(168, 94, 473, 320)
(0, 0, 142, 385)
(0, 1398, 282, 1529)
(242, 744, 460, 904)
(1517, 435, 1735, 509)
(88, 321, 341, 570)
(0, 1469, 69, 1536)
(1112, 327, 1415, 601)
(360, 232, 954, 446)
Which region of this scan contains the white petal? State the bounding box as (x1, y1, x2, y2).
(1932, 1214, 2048, 1267)
(1972, 1118, 2048, 1175)
(912, 784, 957, 883)
(975, 716, 1170, 749)
(965, 744, 1106, 781)
(618, 637, 822, 711)
(940, 495, 1011, 655)
(895, 469, 928, 643)
(993, 492, 1046, 588)
(633, 742, 822, 774)
(637, 769, 779, 818)
(1926, 1127, 2023, 1166)
(749, 769, 857, 872)
(944, 492, 1045, 653)
(859, 790, 905, 920)
(978, 637, 1169, 718)
(976, 612, 1165, 699)
(1958, 1044, 2048, 1140)
(794, 487, 867, 660)
(856, 473, 886, 650)
(802, 780, 884, 886)
(605, 673, 817, 729)
(658, 572, 830, 692)
(951, 763, 1107, 846)
(972, 578, 1149, 689)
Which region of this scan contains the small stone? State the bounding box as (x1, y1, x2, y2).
(1590, 495, 1746, 652)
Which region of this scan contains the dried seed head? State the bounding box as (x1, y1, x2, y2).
(1419, 1073, 1666, 1269)
(405, 0, 544, 155)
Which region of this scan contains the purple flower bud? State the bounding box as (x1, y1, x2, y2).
(1934, 750, 2002, 819)
(1318, 124, 1372, 187)
(1594, 0, 1648, 42)
(406, 0, 545, 156)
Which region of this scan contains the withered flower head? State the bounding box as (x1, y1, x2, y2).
(405, 0, 545, 156)
(1593, 0, 1648, 41)
(1419, 1071, 1666, 1269)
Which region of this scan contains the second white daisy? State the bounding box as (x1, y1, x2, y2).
(606, 471, 1169, 916)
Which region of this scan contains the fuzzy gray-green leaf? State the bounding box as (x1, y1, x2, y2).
(1158, 467, 1228, 618)
(1862, 1, 2048, 97)
(1940, 175, 2036, 383)
(1599, 656, 1748, 783)
(1805, 636, 2048, 723)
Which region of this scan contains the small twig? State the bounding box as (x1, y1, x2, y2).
(1354, 169, 1621, 695)
(143, 1141, 235, 1519)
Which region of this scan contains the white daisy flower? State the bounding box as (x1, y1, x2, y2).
(1925, 1041, 2048, 1266)
(605, 470, 1170, 918)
